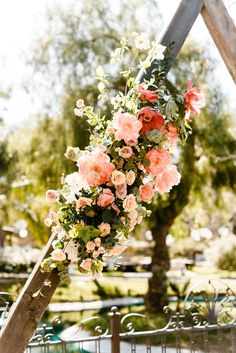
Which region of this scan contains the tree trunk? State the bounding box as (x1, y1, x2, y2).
(145, 222, 171, 312)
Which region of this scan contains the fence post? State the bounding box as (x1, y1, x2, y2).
(109, 306, 121, 353)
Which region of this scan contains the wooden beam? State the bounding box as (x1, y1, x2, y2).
(137, 0, 203, 81)
(201, 0, 236, 83)
(0, 234, 60, 353)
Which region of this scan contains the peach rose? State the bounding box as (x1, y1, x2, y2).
(49, 211, 57, 222)
(98, 246, 105, 254)
(118, 146, 133, 159)
(94, 238, 101, 247)
(78, 150, 115, 186)
(126, 170, 136, 185)
(46, 190, 59, 203)
(97, 189, 115, 207)
(138, 83, 158, 102)
(138, 106, 164, 133)
(76, 197, 92, 209)
(123, 194, 137, 212)
(128, 209, 138, 221)
(155, 165, 181, 194)
(80, 258, 92, 271)
(51, 249, 66, 262)
(111, 170, 126, 186)
(139, 183, 155, 202)
(184, 81, 205, 116)
(92, 251, 100, 258)
(145, 149, 171, 176)
(111, 203, 120, 215)
(116, 185, 127, 199)
(98, 223, 111, 237)
(113, 111, 142, 145)
(86, 241, 96, 251)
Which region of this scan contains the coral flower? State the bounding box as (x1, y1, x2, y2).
(97, 189, 115, 207)
(79, 150, 115, 186)
(113, 111, 142, 145)
(138, 106, 165, 133)
(145, 149, 171, 176)
(161, 123, 178, 145)
(139, 183, 155, 202)
(138, 83, 158, 102)
(184, 81, 205, 116)
(154, 165, 181, 194)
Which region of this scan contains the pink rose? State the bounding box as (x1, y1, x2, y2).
(161, 123, 178, 145)
(155, 165, 181, 194)
(97, 189, 115, 207)
(113, 111, 142, 145)
(98, 246, 105, 254)
(92, 251, 100, 258)
(118, 146, 133, 159)
(145, 149, 171, 176)
(138, 106, 164, 133)
(111, 170, 126, 186)
(76, 197, 92, 209)
(138, 83, 158, 102)
(98, 223, 111, 237)
(139, 183, 155, 202)
(123, 194, 137, 212)
(184, 81, 205, 116)
(46, 190, 59, 203)
(86, 241, 95, 251)
(44, 217, 52, 227)
(128, 209, 138, 221)
(109, 245, 127, 256)
(80, 258, 92, 271)
(111, 203, 120, 215)
(78, 150, 115, 186)
(51, 249, 66, 262)
(126, 170, 136, 185)
(49, 211, 57, 222)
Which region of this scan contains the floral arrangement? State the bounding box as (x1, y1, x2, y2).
(41, 33, 205, 283)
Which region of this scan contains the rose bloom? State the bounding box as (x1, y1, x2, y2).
(94, 238, 101, 247)
(92, 251, 100, 258)
(139, 106, 164, 133)
(64, 146, 80, 161)
(184, 81, 205, 116)
(49, 211, 57, 222)
(51, 249, 66, 262)
(126, 170, 136, 185)
(113, 111, 142, 145)
(98, 246, 105, 254)
(76, 197, 92, 209)
(155, 165, 181, 194)
(109, 245, 127, 256)
(123, 194, 137, 212)
(86, 241, 96, 251)
(111, 203, 120, 215)
(145, 149, 172, 176)
(116, 185, 127, 199)
(161, 123, 178, 145)
(98, 223, 111, 237)
(118, 146, 133, 159)
(79, 150, 115, 186)
(111, 170, 126, 186)
(139, 183, 155, 202)
(138, 83, 158, 103)
(80, 258, 92, 271)
(128, 209, 138, 221)
(46, 190, 59, 203)
(97, 189, 115, 207)
(44, 217, 52, 227)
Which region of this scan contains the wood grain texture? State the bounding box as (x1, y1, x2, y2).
(0, 234, 60, 353)
(201, 0, 236, 83)
(137, 0, 203, 81)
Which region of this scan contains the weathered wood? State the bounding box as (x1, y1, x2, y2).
(201, 0, 236, 83)
(0, 234, 60, 353)
(137, 0, 204, 81)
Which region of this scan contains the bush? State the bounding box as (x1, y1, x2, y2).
(204, 235, 236, 271)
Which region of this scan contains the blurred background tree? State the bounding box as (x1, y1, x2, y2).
(2, 0, 236, 312)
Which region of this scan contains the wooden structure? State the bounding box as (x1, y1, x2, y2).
(0, 1, 235, 352)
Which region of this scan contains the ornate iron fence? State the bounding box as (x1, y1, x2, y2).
(2, 279, 236, 353)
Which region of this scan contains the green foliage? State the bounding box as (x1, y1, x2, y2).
(216, 246, 236, 271)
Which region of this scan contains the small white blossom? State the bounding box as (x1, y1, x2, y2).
(135, 33, 150, 50)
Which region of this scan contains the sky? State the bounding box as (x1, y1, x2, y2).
(0, 0, 235, 129)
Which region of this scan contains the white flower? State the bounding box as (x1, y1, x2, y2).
(76, 99, 85, 109)
(135, 33, 150, 50)
(65, 172, 89, 195)
(96, 66, 104, 77)
(152, 44, 166, 60)
(74, 108, 84, 117)
(51, 249, 66, 262)
(65, 240, 78, 262)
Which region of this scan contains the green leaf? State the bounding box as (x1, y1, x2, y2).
(165, 99, 179, 117)
(145, 130, 163, 143)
